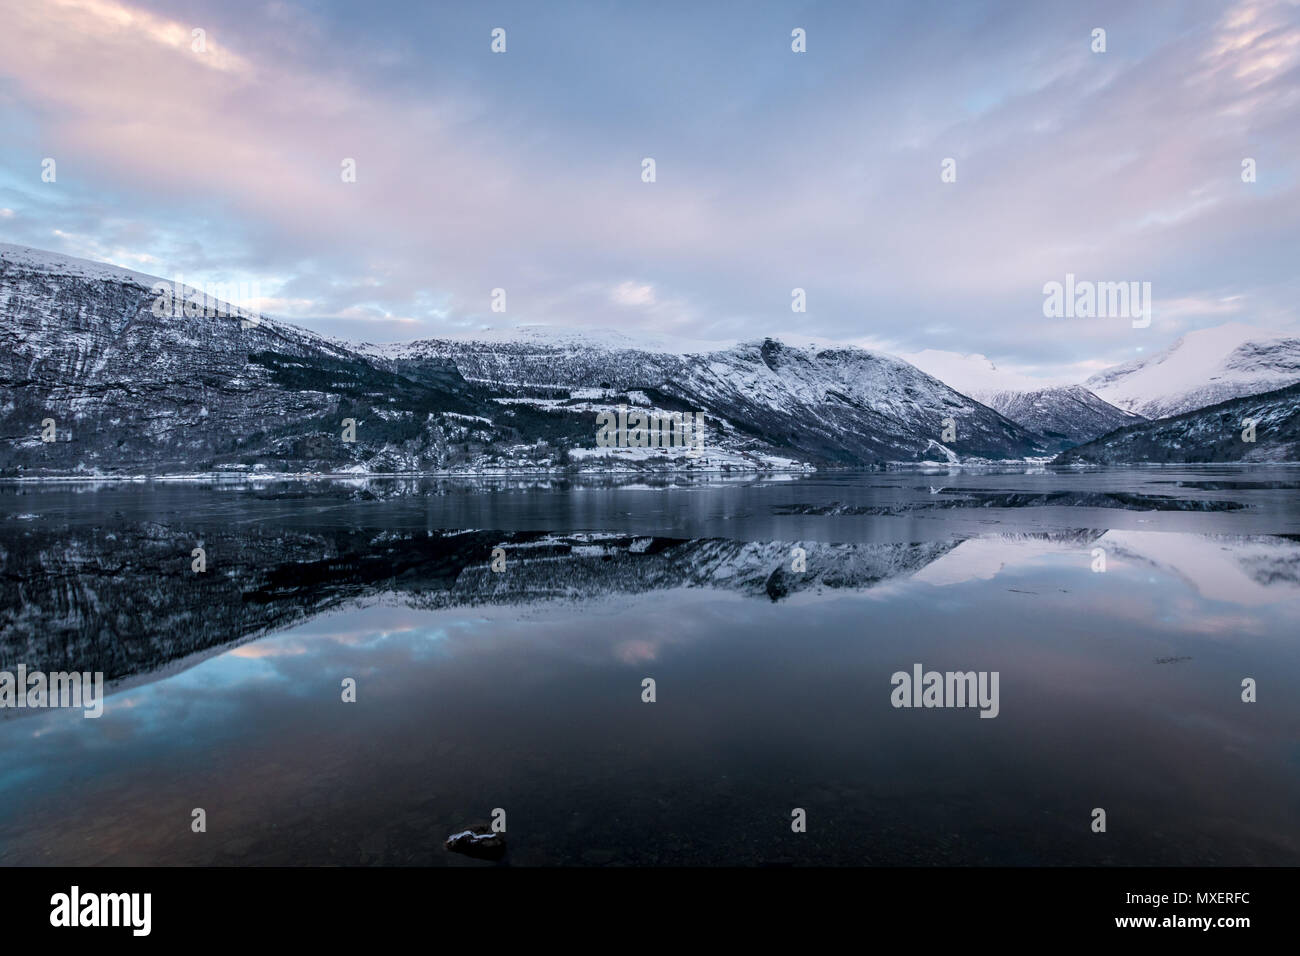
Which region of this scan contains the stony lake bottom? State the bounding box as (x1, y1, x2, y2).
(1, 466, 1297, 866)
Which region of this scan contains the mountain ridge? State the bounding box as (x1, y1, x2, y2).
(3, 243, 1298, 470)
(1085, 322, 1300, 419)
(0, 244, 1047, 474)
(1054, 381, 1300, 465)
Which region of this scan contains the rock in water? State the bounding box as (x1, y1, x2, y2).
(764, 566, 792, 602)
(444, 827, 506, 860)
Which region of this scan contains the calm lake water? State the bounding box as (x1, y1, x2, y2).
(1, 467, 1298, 866)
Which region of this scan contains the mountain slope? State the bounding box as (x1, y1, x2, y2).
(1085, 323, 1300, 419)
(900, 348, 1138, 446)
(0, 245, 1046, 474)
(977, 385, 1143, 449)
(384, 333, 1049, 463)
(1054, 382, 1300, 464)
(0, 243, 513, 475)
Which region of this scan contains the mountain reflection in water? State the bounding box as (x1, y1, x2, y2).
(1, 470, 1298, 866)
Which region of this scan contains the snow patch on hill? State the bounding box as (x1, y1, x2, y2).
(1086, 323, 1300, 419)
(0, 242, 160, 288)
(364, 324, 733, 358)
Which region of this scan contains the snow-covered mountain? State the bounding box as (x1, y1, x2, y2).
(1055, 381, 1300, 465)
(0, 242, 170, 287)
(0, 242, 498, 475)
(1085, 323, 1300, 419)
(376, 324, 735, 356)
(0, 244, 1047, 475)
(975, 385, 1143, 449)
(901, 348, 1140, 446)
(9, 242, 1296, 472)
(381, 332, 1049, 464)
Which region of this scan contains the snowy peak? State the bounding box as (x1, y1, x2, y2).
(0, 242, 160, 289)
(383, 332, 1049, 463)
(370, 324, 734, 358)
(10, 243, 1295, 469)
(899, 348, 1134, 446)
(1086, 322, 1300, 419)
(979, 384, 1142, 448)
(1056, 380, 1300, 465)
(0, 245, 1048, 473)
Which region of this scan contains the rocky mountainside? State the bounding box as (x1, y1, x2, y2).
(1085, 323, 1300, 419)
(1054, 382, 1300, 464)
(14, 243, 1297, 471)
(0, 244, 514, 475)
(901, 348, 1141, 446)
(381, 332, 1049, 464)
(976, 385, 1143, 450)
(0, 245, 1048, 474)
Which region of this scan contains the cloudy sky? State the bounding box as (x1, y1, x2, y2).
(1, 0, 1297, 381)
